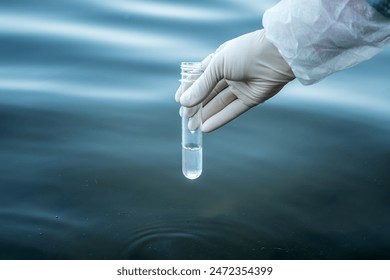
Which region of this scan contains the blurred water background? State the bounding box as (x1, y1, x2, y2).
(0, 0, 389, 259)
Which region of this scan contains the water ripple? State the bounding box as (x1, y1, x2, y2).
(0, 78, 161, 101)
(96, 0, 242, 21)
(0, 14, 181, 48)
(122, 217, 269, 259)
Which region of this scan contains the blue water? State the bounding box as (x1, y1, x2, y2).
(1, 0, 389, 259)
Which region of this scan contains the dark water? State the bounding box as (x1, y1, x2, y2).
(1, 0, 389, 259)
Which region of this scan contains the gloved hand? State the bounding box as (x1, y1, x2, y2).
(175, 29, 295, 132)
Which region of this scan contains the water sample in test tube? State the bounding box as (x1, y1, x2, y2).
(180, 62, 203, 180)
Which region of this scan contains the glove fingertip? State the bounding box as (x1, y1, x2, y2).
(175, 86, 182, 103)
(179, 91, 194, 107)
(201, 121, 214, 133)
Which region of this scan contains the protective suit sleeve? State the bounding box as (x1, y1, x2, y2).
(263, 0, 390, 85)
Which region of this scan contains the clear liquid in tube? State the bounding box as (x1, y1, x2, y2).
(182, 143, 202, 180)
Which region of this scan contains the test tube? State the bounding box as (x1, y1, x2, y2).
(180, 62, 203, 180)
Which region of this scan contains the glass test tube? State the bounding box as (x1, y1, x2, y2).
(180, 62, 203, 180)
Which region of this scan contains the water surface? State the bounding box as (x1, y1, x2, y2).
(0, 0, 389, 259)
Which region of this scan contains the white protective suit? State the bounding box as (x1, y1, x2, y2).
(263, 0, 390, 85)
(177, 0, 390, 132)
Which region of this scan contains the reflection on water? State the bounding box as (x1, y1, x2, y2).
(0, 0, 389, 259)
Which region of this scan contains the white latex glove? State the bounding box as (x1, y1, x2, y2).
(175, 29, 295, 133)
